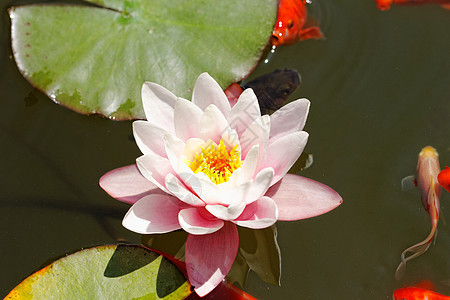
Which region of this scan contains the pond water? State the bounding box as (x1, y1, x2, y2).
(1, 0, 450, 299)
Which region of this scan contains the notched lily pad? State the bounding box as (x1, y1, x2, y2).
(9, 0, 277, 120)
(5, 245, 191, 299)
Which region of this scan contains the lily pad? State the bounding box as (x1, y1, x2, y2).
(5, 245, 191, 299)
(9, 0, 277, 120)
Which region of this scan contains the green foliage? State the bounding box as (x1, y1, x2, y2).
(10, 0, 277, 119)
(5, 245, 191, 299)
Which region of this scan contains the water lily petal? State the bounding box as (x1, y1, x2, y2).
(260, 131, 309, 185)
(174, 97, 203, 141)
(269, 99, 310, 144)
(99, 164, 161, 204)
(133, 121, 168, 157)
(246, 167, 274, 204)
(199, 105, 231, 144)
(228, 88, 261, 137)
(184, 138, 205, 162)
(186, 222, 238, 297)
(265, 174, 343, 221)
(206, 202, 246, 221)
(234, 196, 278, 229)
(122, 194, 182, 234)
(141, 82, 176, 133)
(178, 208, 224, 235)
(192, 72, 231, 117)
(164, 133, 186, 172)
(136, 154, 174, 192)
(228, 145, 259, 185)
(239, 115, 270, 163)
(165, 173, 205, 207)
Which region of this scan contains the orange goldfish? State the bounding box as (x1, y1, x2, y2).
(271, 0, 324, 46)
(375, 0, 450, 10)
(395, 146, 442, 280)
(393, 285, 450, 300)
(438, 166, 450, 193)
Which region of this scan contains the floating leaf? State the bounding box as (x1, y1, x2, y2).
(5, 245, 191, 299)
(9, 0, 277, 120)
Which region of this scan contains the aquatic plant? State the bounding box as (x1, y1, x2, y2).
(100, 73, 343, 296)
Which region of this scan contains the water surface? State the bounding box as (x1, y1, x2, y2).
(1, 0, 450, 299)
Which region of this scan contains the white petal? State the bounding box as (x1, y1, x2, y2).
(122, 194, 182, 234)
(174, 97, 203, 141)
(141, 82, 176, 133)
(133, 120, 167, 157)
(246, 167, 274, 204)
(239, 115, 270, 171)
(165, 173, 205, 207)
(228, 145, 259, 186)
(233, 196, 278, 229)
(206, 202, 246, 221)
(260, 131, 309, 185)
(136, 154, 173, 192)
(199, 105, 231, 144)
(192, 73, 231, 116)
(269, 99, 310, 144)
(184, 138, 205, 162)
(228, 88, 261, 136)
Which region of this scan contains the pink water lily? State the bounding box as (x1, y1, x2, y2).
(100, 73, 342, 296)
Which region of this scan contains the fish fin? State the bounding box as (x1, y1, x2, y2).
(415, 279, 435, 291)
(401, 175, 416, 191)
(298, 26, 325, 41)
(395, 241, 431, 280)
(441, 3, 450, 9)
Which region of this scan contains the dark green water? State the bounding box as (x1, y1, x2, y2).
(1, 0, 450, 299)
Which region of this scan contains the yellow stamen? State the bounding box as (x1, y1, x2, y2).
(186, 139, 242, 184)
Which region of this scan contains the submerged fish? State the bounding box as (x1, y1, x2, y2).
(396, 146, 442, 280)
(375, 0, 450, 10)
(438, 166, 450, 193)
(224, 69, 301, 115)
(393, 281, 450, 300)
(271, 0, 324, 46)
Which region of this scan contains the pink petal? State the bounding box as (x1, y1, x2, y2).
(133, 121, 168, 157)
(198, 105, 231, 144)
(179, 208, 224, 235)
(265, 174, 343, 221)
(233, 196, 278, 229)
(122, 194, 182, 234)
(228, 88, 261, 137)
(99, 164, 161, 205)
(192, 73, 231, 117)
(174, 98, 203, 141)
(165, 173, 205, 207)
(186, 222, 239, 297)
(269, 99, 310, 144)
(141, 82, 176, 133)
(136, 154, 174, 192)
(260, 131, 309, 185)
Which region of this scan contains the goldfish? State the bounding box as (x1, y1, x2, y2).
(375, 0, 450, 11)
(271, 0, 324, 46)
(224, 69, 301, 115)
(393, 282, 450, 300)
(438, 167, 450, 193)
(395, 146, 442, 280)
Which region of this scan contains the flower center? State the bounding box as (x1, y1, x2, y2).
(187, 139, 242, 184)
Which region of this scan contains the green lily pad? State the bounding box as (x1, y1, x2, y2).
(9, 0, 277, 120)
(5, 245, 191, 299)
